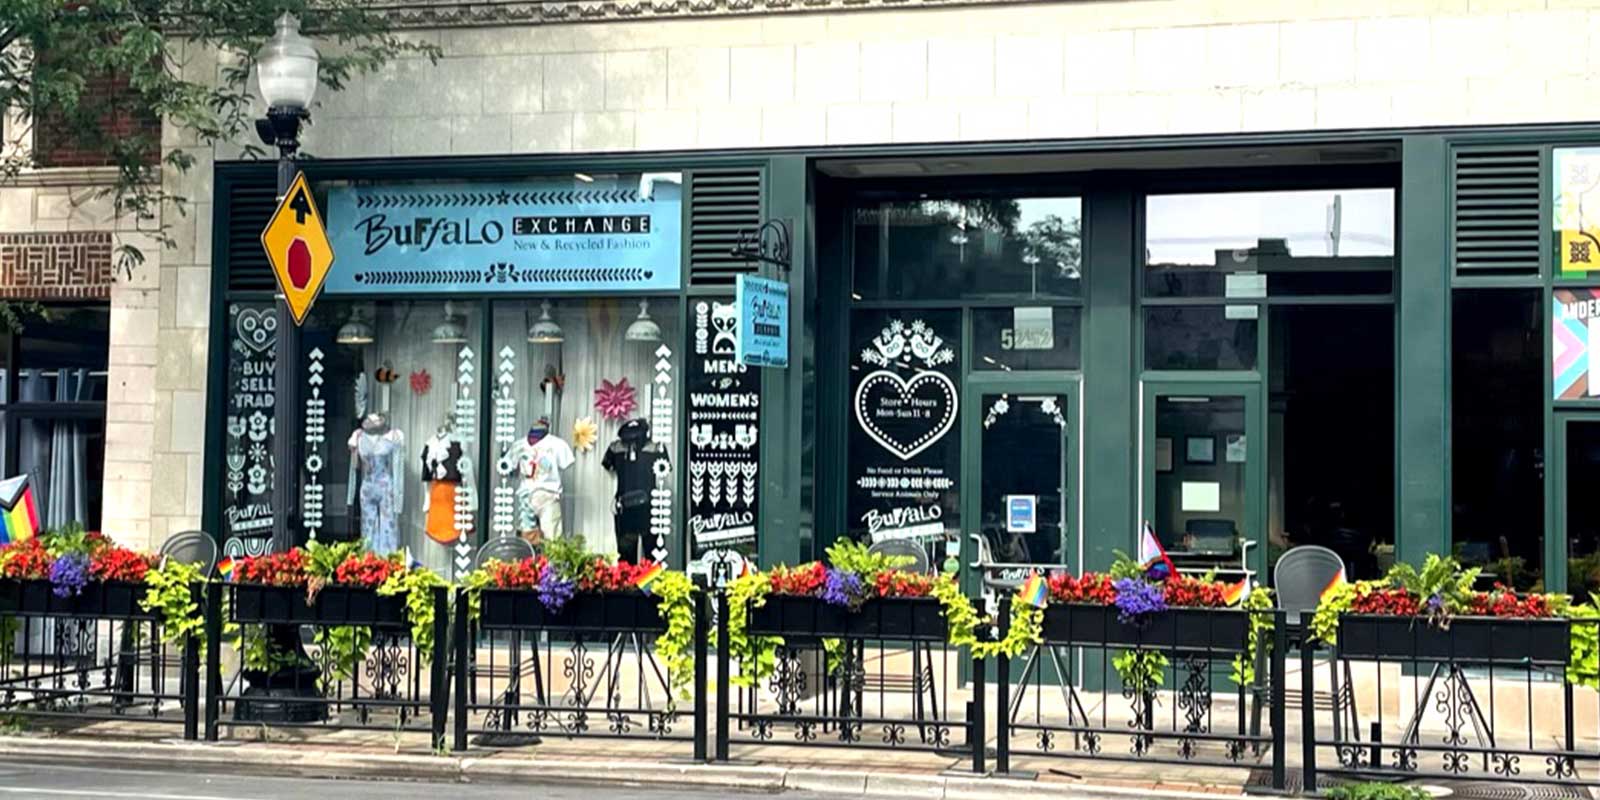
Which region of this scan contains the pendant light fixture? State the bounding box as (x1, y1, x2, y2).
(336, 306, 375, 345)
(624, 298, 662, 343)
(527, 299, 564, 344)
(431, 300, 467, 344)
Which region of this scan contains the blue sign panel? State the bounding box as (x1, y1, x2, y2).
(735, 274, 789, 368)
(323, 174, 682, 294)
(1006, 495, 1036, 533)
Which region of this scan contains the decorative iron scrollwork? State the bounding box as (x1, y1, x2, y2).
(731, 219, 792, 273)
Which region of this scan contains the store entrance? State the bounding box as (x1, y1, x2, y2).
(1141, 381, 1266, 585)
(961, 376, 1079, 605)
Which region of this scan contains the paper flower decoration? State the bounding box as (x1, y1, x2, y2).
(571, 417, 598, 453)
(409, 369, 432, 395)
(593, 378, 638, 421)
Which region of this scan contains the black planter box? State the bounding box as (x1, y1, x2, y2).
(748, 595, 948, 641)
(0, 579, 154, 619)
(479, 589, 667, 633)
(1040, 603, 1251, 654)
(231, 583, 405, 627)
(1338, 614, 1571, 666)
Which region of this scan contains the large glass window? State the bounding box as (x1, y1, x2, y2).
(1145, 189, 1395, 298)
(1145, 306, 1258, 371)
(972, 307, 1081, 371)
(1453, 289, 1544, 590)
(1567, 420, 1600, 595)
(219, 302, 278, 556)
(852, 196, 1083, 301)
(1, 305, 109, 532)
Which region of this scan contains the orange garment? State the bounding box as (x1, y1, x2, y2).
(425, 480, 459, 544)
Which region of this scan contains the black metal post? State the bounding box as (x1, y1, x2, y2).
(268, 111, 302, 555)
(430, 586, 449, 749)
(693, 591, 709, 761)
(182, 582, 202, 741)
(453, 588, 471, 752)
(995, 597, 1010, 774)
(203, 582, 222, 741)
(715, 591, 730, 762)
(1300, 634, 1318, 792)
(971, 652, 986, 775)
(1269, 610, 1286, 790)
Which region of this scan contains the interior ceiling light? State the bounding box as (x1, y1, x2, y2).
(528, 299, 565, 344)
(431, 300, 467, 344)
(624, 299, 662, 343)
(336, 307, 374, 345)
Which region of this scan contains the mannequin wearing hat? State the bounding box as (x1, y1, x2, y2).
(511, 417, 574, 546)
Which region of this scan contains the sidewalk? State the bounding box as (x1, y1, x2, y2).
(0, 722, 1254, 800)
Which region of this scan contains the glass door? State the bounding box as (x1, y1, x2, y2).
(1141, 381, 1266, 584)
(961, 376, 1080, 606)
(1557, 414, 1600, 595)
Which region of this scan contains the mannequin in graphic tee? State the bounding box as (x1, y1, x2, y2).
(510, 417, 575, 545)
(420, 414, 471, 546)
(601, 418, 669, 561)
(347, 412, 405, 554)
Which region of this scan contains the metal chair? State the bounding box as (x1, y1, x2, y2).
(861, 537, 939, 742)
(468, 535, 538, 740)
(159, 530, 220, 577)
(1272, 544, 1357, 743)
(473, 536, 533, 570)
(866, 537, 932, 574)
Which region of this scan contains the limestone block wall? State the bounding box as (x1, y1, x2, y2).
(145, 0, 1600, 547)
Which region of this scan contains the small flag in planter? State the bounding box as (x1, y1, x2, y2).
(0, 475, 40, 546)
(634, 562, 667, 595)
(216, 558, 238, 582)
(1016, 571, 1048, 609)
(1319, 568, 1348, 603)
(1138, 520, 1176, 577)
(1222, 578, 1249, 606)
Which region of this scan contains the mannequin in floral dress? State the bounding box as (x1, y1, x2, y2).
(347, 412, 405, 554)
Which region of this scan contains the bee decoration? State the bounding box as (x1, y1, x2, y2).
(374, 361, 400, 384)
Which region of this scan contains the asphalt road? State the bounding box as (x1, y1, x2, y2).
(0, 763, 822, 800)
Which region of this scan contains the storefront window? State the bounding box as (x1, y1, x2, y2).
(852, 196, 1083, 301)
(488, 297, 680, 563)
(846, 308, 961, 544)
(219, 302, 278, 557)
(298, 300, 486, 576)
(1144, 306, 1258, 371)
(1145, 189, 1395, 298)
(1567, 421, 1600, 595)
(972, 307, 1081, 371)
(1453, 289, 1543, 590)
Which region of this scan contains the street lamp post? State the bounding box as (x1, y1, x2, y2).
(255, 13, 318, 555)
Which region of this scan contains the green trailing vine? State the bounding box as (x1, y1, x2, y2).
(140, 559, 207, 651)
(1230, 587, 1276, 687)
(726, 571, 782, 688)
(1568, 598, 1600, 690)
(649, 570, 697, 705)
(378, 567, 450, 665)
(313, 625, 372, 682)
(1113, 650, 1167, 694)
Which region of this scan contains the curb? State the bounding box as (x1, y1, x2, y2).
(0, 736, 1249, 800)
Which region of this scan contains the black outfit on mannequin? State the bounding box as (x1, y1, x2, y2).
(601, 418, 668, 560)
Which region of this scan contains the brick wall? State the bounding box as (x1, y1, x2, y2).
(35, 70, 161, 169)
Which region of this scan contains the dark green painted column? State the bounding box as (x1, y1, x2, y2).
(1081, 185, 1137, 573)
(1397, 135, 1451, 565)
(759, 156, 809, 567)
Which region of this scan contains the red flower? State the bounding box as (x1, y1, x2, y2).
(769, 562, 827, 596)
(582, 559, 655, 592)
(90, 547, 156, 583)
(0, 538, 53, 580)
(1468, 584, 1556, 618)
(488, 556, 545, 589)
(1349, 586, 1420, 617)
(874, 570, 935, 598)
(333, 552, 402, 588)
(237, 549, 310, 587)
(1047, 572, 1115, 604)
(1162, 575, 1227, 608)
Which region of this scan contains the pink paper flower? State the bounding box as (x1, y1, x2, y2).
(593, 378, 638, 421)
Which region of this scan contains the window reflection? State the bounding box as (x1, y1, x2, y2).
(853, 196, 1083, 300)
(1145, 189, 1395, 297)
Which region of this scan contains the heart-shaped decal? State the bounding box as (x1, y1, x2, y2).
(853, 369, 958, 462)
(235, 308, 277, 354)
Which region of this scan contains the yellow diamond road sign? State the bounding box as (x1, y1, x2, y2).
(261, 171, 334, 326)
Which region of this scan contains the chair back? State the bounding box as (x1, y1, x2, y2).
(1273, 544, 1346, 625)
(159, 530, 219, 577)
(474, 536, 534, 570)
(867, 537, 932, 575)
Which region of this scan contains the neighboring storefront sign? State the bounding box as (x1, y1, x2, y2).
(847, 311, 961, 543)
(1006, 495, 1036, 533)
(735, 274, 789, 368)
(1555, 287, 1600, 400)
(323, 174, 683, 294)
(687, 298, 761, 576)
(1555, 148, 1600, 277)
(222, 302, 278, 557)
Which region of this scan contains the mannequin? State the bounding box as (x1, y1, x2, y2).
(601, 418, 669, 561)
(509, 417, 574, 545)
(420, 413, 471, 545)
(348, 412, 405, 554)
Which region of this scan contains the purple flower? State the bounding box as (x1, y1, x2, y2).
(1425, 594, 1445, 613)
(819, 570, 864, 609)
(50, 553, 89, 598)
(535, 569, 577, 614)
(1112, 577, 1166, 624)
(1144, 561, 1171, 582)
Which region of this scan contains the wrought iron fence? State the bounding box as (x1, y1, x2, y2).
(451, 588, 709, 755)
(715, 594, 987, 772)
(996, 599, 1287, 787)
(0, 579, 202, 738)
(203, 583, 450, 743)
(1302, 614, 1600, 787)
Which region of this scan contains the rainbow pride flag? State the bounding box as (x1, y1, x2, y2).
(1319, 568, 1348, 604)
(1222, 578, 1250, 606)
(1016, 571, 1048, 608)
(216, 558, 238, 582)
(0, 475, 40, 547)
(634, 562, 667, 595)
